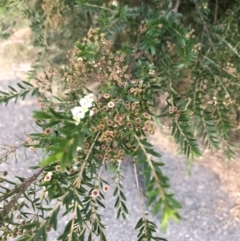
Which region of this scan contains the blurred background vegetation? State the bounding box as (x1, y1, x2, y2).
(0, 0, 238, 69)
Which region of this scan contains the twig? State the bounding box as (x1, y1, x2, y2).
(82, 3, 116, 12)
(69, 132, 101, 240)
(214, 0, 218, 23)
(0, 141, 27, 162)
(74, 132, 100, 188)
(133, 160, 146, 219)
(0, 167, 46, 219)
(194, 2, 214, 49)
(173, 0, 180, 13)
(134, 134, 167, 204)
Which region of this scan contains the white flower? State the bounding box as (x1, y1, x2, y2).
(79, 94, 94, 108)
(111, 0, 118, 6)
(72, 94, 95, 124)
(73, 165, 78, 170)
(71, 106, 88, 125)
(71, 106, 82, 116)
(73, 112, 85, 125)
(79, 105, 89, 113)
(79, 98, 92, 108)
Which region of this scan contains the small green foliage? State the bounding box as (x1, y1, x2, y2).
(1, 0, 240, 240)
(0, 81, 39, 105)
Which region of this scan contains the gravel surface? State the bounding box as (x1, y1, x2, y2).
(1, 76, 240, 241)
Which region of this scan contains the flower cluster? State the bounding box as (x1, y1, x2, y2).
(71, 93, 94, 125)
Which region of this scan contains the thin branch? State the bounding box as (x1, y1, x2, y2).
(69, 132, 101, 240)
(134, 134, 167, 204)
(173, 0, 180, 13)
(0, 141, 27, 162)
(203, 56, 238, 78)
(82, 3, 116, 13)
(214, 0, 218, 23)
(133, 161, 146, 219)
(96, 160, 105, 186)
(29, 192, 69, 241)
(195, 2, 214, 49)
(74, 132, 101, 188)
(0, 167, 46, 219)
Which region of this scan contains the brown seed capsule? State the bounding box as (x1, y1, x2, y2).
(106, 147, 112, 152)
(127, 122, 133, 128)
(2, 171, 8, 176)
(189, 111, 194, 116)
(103, 185, 109, 193)
(27, 137, 33, 144)
(106, 119, 113, 126)
(21, 220, 26, 225)
(44, 128, 52, 135)
(55, 165, 61, 171)
(103, 93, 110, 99)
(29, 146, 35, 151)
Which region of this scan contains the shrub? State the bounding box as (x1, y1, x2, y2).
(0, 0, 240, 240)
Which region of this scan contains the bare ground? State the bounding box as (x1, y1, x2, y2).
(150, 128, 240, 224)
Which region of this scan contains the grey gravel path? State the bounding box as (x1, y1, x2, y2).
(1, 76, 240, 241)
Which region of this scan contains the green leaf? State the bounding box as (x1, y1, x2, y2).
(147, 149, 162, 157)
(121, 201, 128, 214)
(33, 222, 47, 241)
(135, 218, 144, 229)
(82, 125, 94, 136)
(39, 152, 63, 167)
(117, 208, 121, 219)
(8, 85, 17, 92)
(127, 95, 139, 102)
(120, 190, 126, 201)
(161, 207, 180, 232)
(96, 198, 106, 208)
(19, 221, 40, 230)
(146, 189, 159, 197)
(72, 232, 78, 241)
(49, 205, 60, 230)
(114, 196, 120, 207)
(150, 45, 156, 55)
(49, 108, 66, 119)
(77, 206, 83, 227)
(31, 87, 39, 96)
(22, 80, 33, 87)
(113, 187, 118, 196)
(33, 111, 52, 120)
(17, 83, 25, 89)
(15, 237, 30, 241)
(152, 199, 162, 216)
